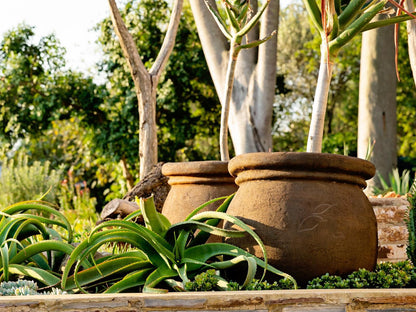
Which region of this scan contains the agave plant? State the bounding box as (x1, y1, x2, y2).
(304, 0, 416, 152)
(61, 195, 296, 293)
(0, 201, 76, 288)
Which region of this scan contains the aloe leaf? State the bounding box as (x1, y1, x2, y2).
(329, 0, 387, 54)
(124, 209, 143, 222)
(0, 244, 9, 281)
(184, 195, 231, 221)
(338, 0, 368, 28)
(3, 201, 73, 242)
(91, 221, 174, 265)
(8, 264, 61, 286)
(105, 268, 153, 293)
(239, 31, 276, 50)
(303, 0, 323, 32)
(236, 0, 270, 37)
(62, 230, 168, 289)
(188, 195, 235, 246)
(139, 196, 170, 236)
(189, 210, 267, 278)
(168, 220, 246, 239)
(224, 2, 240, 31)
(204, 0, 233, 40)
(66, 257, 152, 292)
(143, 265, 178, 293)
(183, 242, 297, 288)
(10, 240, 74, 265)
(362, 13, 416, 31)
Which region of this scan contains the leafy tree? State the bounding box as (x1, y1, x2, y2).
(96, 0, 220, 180)
(0, 24, 107, 144)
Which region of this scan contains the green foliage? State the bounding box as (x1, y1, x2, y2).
(0, 24, 106, 144)
(184, 269, 228, 291)
(96, 0, 220, 167)
(58, 171, 98, 243)
(406, 181, 416, 265)
(0, 153, 62, 208)
(307, 261, 416, 289)
(0, 200, 75, 288)
(61, 195, 296, 293)
(373, 168, 412, 196)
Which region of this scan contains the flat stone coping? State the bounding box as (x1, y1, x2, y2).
(2, 289, 416, 311)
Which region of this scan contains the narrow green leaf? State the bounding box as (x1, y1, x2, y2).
(65, 257, 152, 292)
(184, 195, 231, 221)
(329, 0, 387, 54)
(204, 0, 233, 40)
(139, 196, 170, 236)
(10, 240, 74, 265)
(105, 268, 153, 293)
(3, 201, 73, 242)
(143, 265, 178, 293)
(168, 220, 246, 239)
(303, 0, 323, 32)
(338, 0, 368, 28)
(237, 0, 270, 37)
(8, 264, 61, 286)
(0, 244, 9, 281)
(239, 31, 276, 50)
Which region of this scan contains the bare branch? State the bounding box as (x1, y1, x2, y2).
(150, 0, 184, 79)
(108, 0, 148, 89)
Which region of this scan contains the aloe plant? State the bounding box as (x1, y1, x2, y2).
(61, 195, 296, 293)
(304, 0, 416, 152)
(0, 200, 76, 288)
(205, 0, 275, 161)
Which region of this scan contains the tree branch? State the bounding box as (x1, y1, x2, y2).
(108, 0, 149, 90)
(149, 0, 184, 80)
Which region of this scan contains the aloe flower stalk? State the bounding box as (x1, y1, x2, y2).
(304, 0, 416, 153)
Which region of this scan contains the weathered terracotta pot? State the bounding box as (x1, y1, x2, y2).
(161, 161, 238, 224)
(224, 152, 377, 285)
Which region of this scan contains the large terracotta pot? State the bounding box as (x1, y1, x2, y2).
(161, 161, 238, 224)
(224, 152, 377, 285)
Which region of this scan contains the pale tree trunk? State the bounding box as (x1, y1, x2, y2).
(357, 18, 397, 194)
(306, 43, 333, 153)
(405, 0, 416, 86)
(190, 0, 279, 156)
(108, 0, 183, 179)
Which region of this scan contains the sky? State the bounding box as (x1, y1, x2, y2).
(0, 0, 110, 75)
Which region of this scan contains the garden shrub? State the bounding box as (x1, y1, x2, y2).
(307, 261, 416, 289)
(0, 152, 62, 207)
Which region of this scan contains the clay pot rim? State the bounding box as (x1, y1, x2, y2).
(229, 152, 375, 180)
(162, 160, 230, 177)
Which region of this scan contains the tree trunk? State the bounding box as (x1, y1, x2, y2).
(405, 0, 416, 87)
(108, 0, 183, 179)
(357, 18, 397, 194)
(306, 43, 333, 153)
(190, 0, 279, 156)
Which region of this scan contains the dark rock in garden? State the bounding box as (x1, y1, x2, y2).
(98, 162, 170, 224)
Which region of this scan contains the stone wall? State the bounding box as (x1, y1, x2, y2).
(371, 197, 410, 263)
(2, 289, 416, 311)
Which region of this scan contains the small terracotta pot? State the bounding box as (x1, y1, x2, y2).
(224, 152, 377, 285)
(161, 161, 238, 224)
